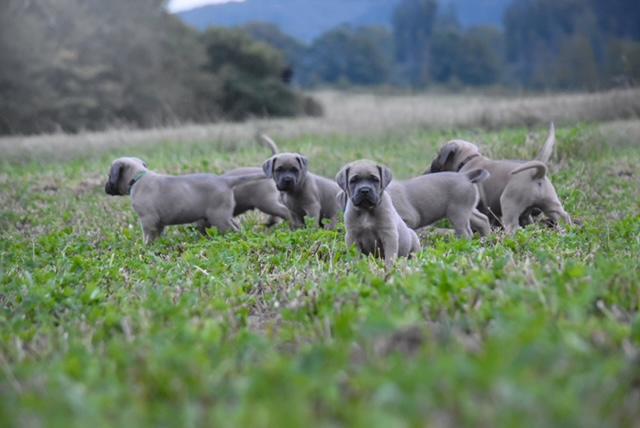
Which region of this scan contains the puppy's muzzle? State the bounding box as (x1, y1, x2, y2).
(105, 180, 118, 195)
(352, 186, 379, 208)
(277, 175, 295, 191)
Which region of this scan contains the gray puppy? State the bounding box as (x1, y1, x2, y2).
(223, 167, 292, 225)
(262, 152, 341, 229)
(428, 123, 571, 233)
(388, 170, 491, 237)
(336, 160, 420, 266)
(223, 135, 291, 225)
(105, 157, 264, 244)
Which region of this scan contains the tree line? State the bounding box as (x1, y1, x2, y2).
(247, 0, 640, 90)
(0, 0, 319, 135)
(2, 0, 638, 136)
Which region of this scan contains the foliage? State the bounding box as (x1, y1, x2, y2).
(0, 0, 315, 136)
(302, 26, 395, 87)
(392, 0, 438, 85)
(1, 122, 639, 426)
(504, 0, 640, 89)
(235, 0, 640, 91)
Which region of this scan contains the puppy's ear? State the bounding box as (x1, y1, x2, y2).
(430, 142, 458, 172)
(296, 155, 308, 174)
(335, 165, 350, 193)
(106, 161, 123, 195)
(262, 156, 276, 178)
(377, 165, 393, 190)
(131, 157, 147, 168)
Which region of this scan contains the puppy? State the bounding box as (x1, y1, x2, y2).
(336, 160, 420, 267)
(105, 157, 264, 244)
(388, 170, 491, 237)
(223, 135, 291, 225)
(262, 152, 341, 229)
(428, 123, 571, 234)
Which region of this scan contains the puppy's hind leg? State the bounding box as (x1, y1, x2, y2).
(470, 209, 491, 236)
(206, 206, 240, 234)
(260, 201, 292, 227)
(448, 209, 473, 239)
(500, 198, 523, 235)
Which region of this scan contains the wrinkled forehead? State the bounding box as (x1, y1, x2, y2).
(451, 140, 479, 153)
(112, 157, 144, 168)
(275, 153, 302, 168)
(350, 162, 379, 178)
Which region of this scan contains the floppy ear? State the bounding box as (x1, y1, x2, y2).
(430, 143, 458, 172)
(296, 155, 308, 174)
(335, 165, 350, 193)
(377, 165, 393, 190)
(262, 156, 276, 178)
(107, 162, 124, 190)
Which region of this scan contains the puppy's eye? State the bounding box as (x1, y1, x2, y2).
(349, 176, 359, 184)
(370, 176, 380, 182)
(275, 167, 284, 173)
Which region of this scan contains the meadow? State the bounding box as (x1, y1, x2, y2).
(1, 91, 639, 427)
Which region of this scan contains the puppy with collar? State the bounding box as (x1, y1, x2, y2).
(105, 157, 264, 244)
(336, 160, 420, 266)
(262, 152, 341, 229)
(428, 123, 571, 234)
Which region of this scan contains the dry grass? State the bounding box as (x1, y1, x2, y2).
(1, 88, 639, 162)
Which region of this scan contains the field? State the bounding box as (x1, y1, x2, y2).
(1, 91, 640, 427)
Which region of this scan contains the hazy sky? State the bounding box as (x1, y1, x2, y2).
(168, 0, 243, 13)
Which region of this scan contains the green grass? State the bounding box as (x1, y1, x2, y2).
(1, 123, 639, 427)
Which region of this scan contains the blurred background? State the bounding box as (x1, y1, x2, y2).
(1, 0, 639, 136)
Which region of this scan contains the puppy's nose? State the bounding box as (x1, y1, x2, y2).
(283, 177, 293, 184)
(360, 187, 371, 194)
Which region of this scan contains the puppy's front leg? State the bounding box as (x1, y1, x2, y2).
(324, 214, 339, 230)
(142, 223, 163, 244)
(470, 209, 491, 236)
(380, 228, 399, 269)
(290, 212, 306, 229)
(305, 203, 323, 228)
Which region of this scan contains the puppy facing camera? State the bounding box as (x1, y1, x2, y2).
(336, 160, 420, 267)
(262, 152, 341, 229)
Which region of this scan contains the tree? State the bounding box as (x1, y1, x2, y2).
(303, 26, 394, 87)
(242, 22, 305, 69)
(201, 28, 314, 119)
(392, 0, 438, 86)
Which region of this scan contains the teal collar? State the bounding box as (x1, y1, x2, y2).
(128, 171, 147, 193)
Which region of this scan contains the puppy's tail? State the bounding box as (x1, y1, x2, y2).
(223, 173, 268, 188)
(511, 161, 547, 180)
(536, 122, 556, 163)
(464, 168, 490, 184)
(256, 133, 279, 155)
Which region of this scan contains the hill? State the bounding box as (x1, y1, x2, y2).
(177, 0, 512, 42)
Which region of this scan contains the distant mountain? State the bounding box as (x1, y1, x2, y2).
(177, 0, 513, 43)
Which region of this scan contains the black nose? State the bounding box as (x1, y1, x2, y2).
(283, 177, 293, 183)
(360, 188, 371, 194)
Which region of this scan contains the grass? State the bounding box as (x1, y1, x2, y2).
(2, 87, 640, 164)
(1, 115, 639, 427)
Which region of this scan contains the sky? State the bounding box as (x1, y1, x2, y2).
(167, 0, 243, 13)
